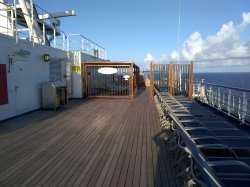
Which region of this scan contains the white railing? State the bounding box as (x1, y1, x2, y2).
(0, 1, 14, 36)
(193, 80, 250, 125)
(67, 34, 106, 59)
(0, 1, 106, 59)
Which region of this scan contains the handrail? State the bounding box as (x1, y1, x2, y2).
(68, 34, 105, 50)
(194, 80, 250, 92)
(67, 34, 106, 59)
(193, 79, 249, 124)
(154, 87, 223, 187)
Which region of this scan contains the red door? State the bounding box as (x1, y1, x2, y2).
(0, 64, 8, 105)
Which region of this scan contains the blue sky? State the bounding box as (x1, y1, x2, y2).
(37, 0, 250, 72)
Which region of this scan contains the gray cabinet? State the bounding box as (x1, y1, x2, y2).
(42, 81, 68, 109)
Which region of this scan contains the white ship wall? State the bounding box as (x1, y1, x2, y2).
(0, 34, 100, 121)
(70, 52, 100, 98)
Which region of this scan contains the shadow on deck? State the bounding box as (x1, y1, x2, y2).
(0, 87, 176, 187)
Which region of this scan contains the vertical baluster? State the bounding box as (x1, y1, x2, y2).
(209, 86, 212, 105)
(228, 89, 231, 116)
(218, 87, 221, 109)
(238, 97, 241, 120)
(214, 90, 217, 107)
(53, 28, 56, 47)
(242, 92, 247, 124)
(81, 37, 84, 51)
(14, 0, 18, 44)
(232, 96, 235, 115)
(62, 33, 65, 50)
(67, 34, 69, 51)
(11, 8, 14, 36)
(222, 93, 225, 110)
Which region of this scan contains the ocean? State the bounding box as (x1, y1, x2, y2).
(194, 72, 250, 90)
(144, 71, 250, 90)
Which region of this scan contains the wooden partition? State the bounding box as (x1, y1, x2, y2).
(150, 62, 193, 99)
(83, 61, 139, 98)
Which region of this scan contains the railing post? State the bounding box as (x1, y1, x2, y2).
(30, 0, 33, 42)
(92, 43, 94, 56)
(209, 86, 212, 105)
(200, 79, 206, 102)
(232, 96, 235, 113)
(14, 0, 18, 44)
(238, 97, 241, 120)
(150, 62, 154, 99)
(81, 36, 84, 51)
(43, 23, 45, 45)
(54, 28, 56, 47)
(227, 89, 231, 116)
(10, 8, 14, 36)
(222, 93, 225, 109)
(217, 87, 221, 109)
(242, 92, 247, 124)
(188, 61, 194, 99)
(62, 33, 65, 50)
(100, 49, 102, 59)
(67, 34, 69, 51)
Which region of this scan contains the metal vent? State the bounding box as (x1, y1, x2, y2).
(50, 59, 63, 82)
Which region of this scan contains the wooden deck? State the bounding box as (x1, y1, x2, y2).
(0, 87, 176, 187)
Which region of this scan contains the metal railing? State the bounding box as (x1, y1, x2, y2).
(193, 80, 250, 125)
(67, 34, 106, 59)
(0, 1, 14, 36)
(0, 0, 106, 59)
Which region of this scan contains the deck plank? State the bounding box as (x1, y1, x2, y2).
(0, 88, 176, 187)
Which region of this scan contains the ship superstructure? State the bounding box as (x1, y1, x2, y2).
(0, 0, 106, 120)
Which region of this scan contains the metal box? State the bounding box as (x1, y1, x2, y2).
(42, 81, 68, 109)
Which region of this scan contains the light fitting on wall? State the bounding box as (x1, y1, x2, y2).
(43, 54, 50, 62)
(123, 75, 130, 80)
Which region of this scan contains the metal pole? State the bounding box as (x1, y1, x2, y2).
(232, 96, 235, 114)
(210, 86, 214, 106)
(222, 93, 225, 109)
(54, 28, 56, 47)
(67, 34, 69, 51)
(14, 0, 18, 43)
(242, 92, 247, 124)
(81, 36, 84, 51)
(31, 0, 34, 45)
(62, 33, 66, 50)
(238, 97, 241, 120)
(228, 89, 231, 116)
(217, 87, 221, 109)
(10, 8, 13, 36)
(43, 23, 45, 45)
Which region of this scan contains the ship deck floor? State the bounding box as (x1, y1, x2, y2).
(0, 87, 176, 187)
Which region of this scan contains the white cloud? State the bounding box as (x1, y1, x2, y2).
(241, 12, 250, 27)
(144, 53, 154, 62)
(144, 12, 250, 71)
(182, 32, 203, 60)
(141, 53, 154, 69)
